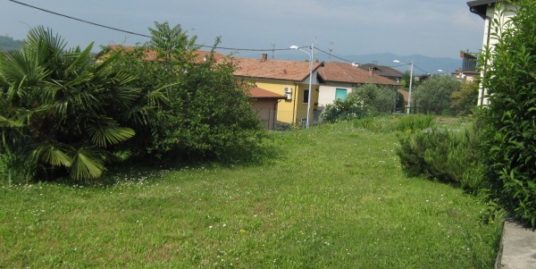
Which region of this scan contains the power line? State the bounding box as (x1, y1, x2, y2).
(315, 47, 356, 64)
(7, 0, 152, 38)
(7, 0, 292, 52)
(413, 64, 431, 74)
(203, 46, 291, 52)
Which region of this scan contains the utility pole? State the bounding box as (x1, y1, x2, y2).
(407, 62, 414, 115)
(306, 43, 314, 128)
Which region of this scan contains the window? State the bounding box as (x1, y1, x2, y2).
(303, 90, 309, 103)
(335, 88, 348, 101)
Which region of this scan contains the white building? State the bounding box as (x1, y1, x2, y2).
(468, 0, 518, 105)
(317, 62, 399, 110)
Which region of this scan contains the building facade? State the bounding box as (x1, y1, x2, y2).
(234, 56, 322, 127)
(468, 0, 518, 105)
(317, 62, 399, 111)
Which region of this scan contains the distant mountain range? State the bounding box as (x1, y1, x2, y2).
(340, 53, 462, 75)
(0, 35, 23, 51)
(234, 51, 462, 75)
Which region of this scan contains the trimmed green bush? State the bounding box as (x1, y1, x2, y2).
(480, 0, 536, 227)
(397, 126, 485, 192)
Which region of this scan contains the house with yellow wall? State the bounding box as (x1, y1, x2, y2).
(234, 55, 322, 127)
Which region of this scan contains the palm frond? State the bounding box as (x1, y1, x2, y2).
(70, 148, 105, 180)
(32, 143, 73, 167)
(64, 42, 93, 76)
(0, 115, 24, 128)
(24, 26, 66, 63)
(0, 51, 48, 96)
(90, 125, 136, 148)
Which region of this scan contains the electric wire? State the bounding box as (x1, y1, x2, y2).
(7, 0, 293, 52)
(8, 0, 437, 71)
(315, 47, 356, 64)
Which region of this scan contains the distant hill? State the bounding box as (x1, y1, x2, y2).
(0, 35, 23, 51)
(231, 51, 461, 75)
(341, 53, 461, 75)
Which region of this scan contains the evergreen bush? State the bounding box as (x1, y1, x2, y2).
(397, 127, 485, 192)
(480, 0, 536, 227)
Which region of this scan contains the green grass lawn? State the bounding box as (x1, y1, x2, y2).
(0, 118, 502, 268)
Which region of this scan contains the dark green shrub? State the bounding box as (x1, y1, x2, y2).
(480, 0, 536, 226)
(397, 126, 485, 192)
(0, 153, 35, 185)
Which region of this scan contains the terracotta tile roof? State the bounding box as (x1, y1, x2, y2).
(359, 64, 404, 79)
(248, 87, 285, 99)
(101, 45, 225, 63)
(318, 62, 399, 85)
(233, 57, 322, 82)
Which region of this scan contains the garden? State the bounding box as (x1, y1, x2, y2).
(0, 117, 503, 268)
(0, 1, 534, 267)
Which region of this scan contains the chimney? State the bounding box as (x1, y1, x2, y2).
(260, 53, 268, 62)
(368, 67, 374, 77)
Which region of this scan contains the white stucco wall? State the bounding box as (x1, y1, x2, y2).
(318, 83, 355, 108)
(479, 3, 517, 106)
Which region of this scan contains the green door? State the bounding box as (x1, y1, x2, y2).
(335, 88, 348, 101)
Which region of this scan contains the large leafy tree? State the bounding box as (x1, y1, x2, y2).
(413, 75, 461, 115)
(109, 22, 262, 162)
(0, 27, 139, 182)
(351, 84, 398, 114)
(450, 81, 479, 115)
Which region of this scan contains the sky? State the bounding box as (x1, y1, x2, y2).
(0, 0, 485, 59)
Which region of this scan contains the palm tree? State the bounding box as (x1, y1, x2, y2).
(0, 27, 140, 182)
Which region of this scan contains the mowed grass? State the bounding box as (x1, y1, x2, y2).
(0, 119, 502, 268)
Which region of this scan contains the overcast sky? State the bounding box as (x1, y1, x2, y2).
(1, 0, 485, 58)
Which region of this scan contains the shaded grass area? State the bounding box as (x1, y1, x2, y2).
(0, 120, 502, 268)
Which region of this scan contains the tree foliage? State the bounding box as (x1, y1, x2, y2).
(0, 23, 263, 183)
(413, 75, 461, 115)
(351, 84, 398, 114)
(480, 0, 536, 227)
(450, 81, 479, 115)
(109, 22, 262, 162)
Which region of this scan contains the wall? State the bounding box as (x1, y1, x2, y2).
(294, 83, 320, 126)
(247, 78, 319, 126)
(250, 99, 277, 130)
(479, 3, 517, 106)
(318, 82, 356, 109)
